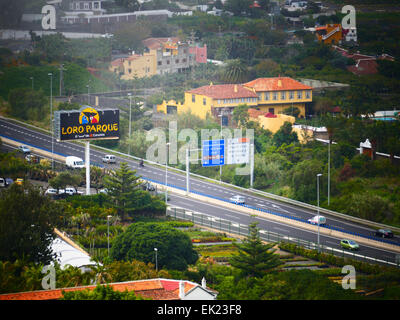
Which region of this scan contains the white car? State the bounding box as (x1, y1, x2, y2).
(65, 187, 77, 196)
(308, 215, 326, 225)
(18, 145, 31, 154)
(102, 155, 116, 164)
(230, 195, 245, 204)
(44, 188, 58, 196)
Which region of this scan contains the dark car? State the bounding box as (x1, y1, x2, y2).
(375, 229, 394, 238)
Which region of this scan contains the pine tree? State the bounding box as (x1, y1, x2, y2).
(103, 162, 142, 220)
(230, 222, 281, 278)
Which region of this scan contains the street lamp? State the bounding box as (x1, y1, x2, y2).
(317, 173, 322, 251)
(154, 248, 158, 272)
(107, 215, 112, 256)
(86, 82, 90, 105)
(127, 93, 132, 155)
(165, 142, 170, 206)
(48, 73, 54, 170)
(217, 114, 223, 182)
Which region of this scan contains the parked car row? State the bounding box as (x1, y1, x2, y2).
(44, 187, 83, 197)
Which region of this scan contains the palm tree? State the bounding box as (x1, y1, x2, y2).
(220, 59, 249, 84)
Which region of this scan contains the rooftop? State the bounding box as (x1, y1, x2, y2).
(0, 278, 216, 300)
(243, 77, 313, 91)
(187, 84, 258, 99)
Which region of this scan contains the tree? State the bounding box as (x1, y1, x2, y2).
(8, 88, 47, 121)
(49, 171, 82, 192)
(61, 284, 144, 300)
(229, 222, 281, 278)
(232, 104, 249, 128)
(115, 0, 140, 12)
(0, 184, 62, 264)
(102, 162, 142, 220)
(110, 222, 198, 271)
(219, 59, 250, 83)
(272, 122, 298, 147)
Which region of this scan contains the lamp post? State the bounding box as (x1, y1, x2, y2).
(107, 215, 112, 256)
(86, 82, 90, 105)
(317, 173, 322, 251)
(127, 93, 132, 155)
(154, 248, 158, 272)
(217, 114, 223, 182)
(48, 73, 54, 170)
(165, 142, 170, 206)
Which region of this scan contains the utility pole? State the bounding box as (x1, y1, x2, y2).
(59, 64, 66, 96)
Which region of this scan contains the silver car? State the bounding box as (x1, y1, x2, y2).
(230, 195, 246, 204)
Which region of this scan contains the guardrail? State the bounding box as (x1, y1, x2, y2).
(2, 115, 400, 233)
(142, 176, 400, 248)
(167, 206, 400, 268)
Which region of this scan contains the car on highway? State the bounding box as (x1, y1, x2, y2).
(308, 215, 326, 225)
(340, 239, 359, 251)
(102, 154, 116, 164)
(65, 187, 79, 196)
(15, 178, 24, 185)
(141, 183, 155, 191)
(229, 195, 245, 204)
(18, 145, 31, 154)
(375, 229, 394, 238)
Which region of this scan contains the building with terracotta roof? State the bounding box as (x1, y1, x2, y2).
(109, 52, 157, 80)
(0, 278, 217, 300)
(157, 83, 258, 124)
(157, 77, 312, 123)
(109, 37, 207, 79)
(243, 77, 313, 118)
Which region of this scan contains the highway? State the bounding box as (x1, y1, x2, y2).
(0, 117, 399, 266)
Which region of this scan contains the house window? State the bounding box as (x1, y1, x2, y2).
(281, 91, 285, 100)
(289, 91, 294, 100)
(297, 91, 302, 99)
(305, 90, 311, 99)
(265, 92, 269, 100)
(203, 98, 206, 105)
(258, 92, 263, 101)
(269, 108, 275, 114)
(167, 60, 170, 65)
(218, 100, 221, 104)
(176, 59, 179, 63)
(128, 69, 131, 74)
(158, 61, 162, 66)
(192, 95, 196, 103)
(273, 92, 278, 100)
(182, 58, 187, 63)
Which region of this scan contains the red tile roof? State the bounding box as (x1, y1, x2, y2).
(187, 84, 258, 99)
(0, 279, 205, 301)
(142, 37, 180, 50)
(243, 77, 312, 91)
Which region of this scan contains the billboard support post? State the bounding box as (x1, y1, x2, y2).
(85, 141, 90, 196)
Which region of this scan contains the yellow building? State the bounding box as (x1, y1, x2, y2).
(243, 77, 312, 118)
(109, 52, 157, 80)
(157, 83, 259, 124)
(157, 77, 312, 126)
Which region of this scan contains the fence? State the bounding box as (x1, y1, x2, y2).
(167, 206, 400, 268)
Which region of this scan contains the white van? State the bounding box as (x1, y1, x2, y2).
(308, 215, 326, 225)
(102, 154, 116, 164)
(66, 156, 85, 169)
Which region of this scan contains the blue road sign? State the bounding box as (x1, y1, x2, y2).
(202, 139, 225, 167)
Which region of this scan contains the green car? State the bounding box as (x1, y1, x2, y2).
(340, 239, 359, 250)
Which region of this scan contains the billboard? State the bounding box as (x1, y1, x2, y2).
(202, 139, 225, 167)
(227, 138, 250, 165)
(54, 106, 119, 141)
